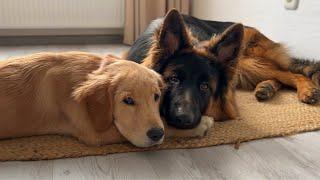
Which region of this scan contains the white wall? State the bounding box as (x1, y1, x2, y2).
(191, 0, 320, 59)
(0, 0, 124, 29)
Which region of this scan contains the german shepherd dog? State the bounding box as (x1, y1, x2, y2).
(125, 9, 320, 129)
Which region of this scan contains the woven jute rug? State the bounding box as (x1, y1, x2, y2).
(0, 90, 319, 161)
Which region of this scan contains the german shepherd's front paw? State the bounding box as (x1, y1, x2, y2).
(255, 84, 275, 101)
(194, 116, 214, 137)
(298, 86, 320, 104)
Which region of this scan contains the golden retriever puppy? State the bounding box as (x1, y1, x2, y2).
(0, 52, 213, 147)
(0, 51, 166, 147)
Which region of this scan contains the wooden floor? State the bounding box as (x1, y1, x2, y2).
(0, 44, 319, 180)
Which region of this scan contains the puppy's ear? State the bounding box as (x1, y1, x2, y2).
(209, 23, 244, 67)
(72, 65, 115, 132)
(145, 9, 192, 72)
(156, 74, 165, 91)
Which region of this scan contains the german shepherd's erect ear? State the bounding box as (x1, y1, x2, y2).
(205, 24, 244, 121)
(159, 9, 191, 57)
(72, 60, 116, 132)
(144, 9, 192, 72)
(209, 23, 244, 69)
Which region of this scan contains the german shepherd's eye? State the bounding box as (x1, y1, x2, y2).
(200, 82, 209, 91)
(123, 97, 135, 105)
(154, 93, 160, 101)
(169, 75, 180, 84)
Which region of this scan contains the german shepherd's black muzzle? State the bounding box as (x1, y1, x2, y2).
(163, 87, 202, 129)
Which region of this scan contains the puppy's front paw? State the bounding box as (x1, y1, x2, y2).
(194, 116, 214, 137)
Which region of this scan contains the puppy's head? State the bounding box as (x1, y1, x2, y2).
(142, 9, 243, 128)
(73, 59, 164, 147)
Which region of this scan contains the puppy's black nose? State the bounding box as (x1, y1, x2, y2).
(147, 128, 164, 142)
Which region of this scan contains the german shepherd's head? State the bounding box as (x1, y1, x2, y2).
(142, 10, 243, 129)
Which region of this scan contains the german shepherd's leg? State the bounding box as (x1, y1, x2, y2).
(274, 71, 320, 104)
(222, 89, 239, 120)
(205, 88, 239, 121)
(290, 58, 320, 87)
(311, 72, 320, 87)
(254, 80, 281, 101)
(293, 74, 320, 104)
(237, 57, 320, 103)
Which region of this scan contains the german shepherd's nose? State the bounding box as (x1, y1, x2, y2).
(175, 114, 193, 126)
(147, 128, 164, 141)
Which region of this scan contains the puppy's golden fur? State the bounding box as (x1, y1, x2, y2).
(0, 52, 213, 147)
(0, 52, 166, 147)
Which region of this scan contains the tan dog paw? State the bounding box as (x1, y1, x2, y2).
(255, 84, 275, 101)
(298, 86, 320, 104)
(194, 116, 214, 137)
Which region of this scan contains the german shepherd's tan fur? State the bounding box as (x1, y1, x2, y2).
(125, 10, 320, 123)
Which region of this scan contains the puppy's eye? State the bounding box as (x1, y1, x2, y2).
(200, 82, 209, 91)
(169, 76, 179, 84)
(154, 94, 160, 101)
(123, 97, 135, 105)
